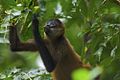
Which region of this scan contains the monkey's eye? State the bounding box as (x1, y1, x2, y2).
(46, 25, 56, 28)
(49, 26, 56, 28)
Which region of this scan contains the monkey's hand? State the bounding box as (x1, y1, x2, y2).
(32, 14, 56, 72)
(9, 23, 21, 51)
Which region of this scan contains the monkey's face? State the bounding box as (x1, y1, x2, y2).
(44, 19, 64, 39)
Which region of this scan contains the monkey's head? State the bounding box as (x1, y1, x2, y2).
(44, 19, 65, 40)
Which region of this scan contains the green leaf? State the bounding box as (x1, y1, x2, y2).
(0, 0, 16, 9)
(72, 69, 90, 80)
(90, 67, 102, 80)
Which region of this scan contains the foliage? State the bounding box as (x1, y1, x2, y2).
(0, 0, 120, 80)
(72, 67, 102, 80)
(0, 67, 51, 80)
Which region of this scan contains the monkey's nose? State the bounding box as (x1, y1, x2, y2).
(44, 27, 50, 33)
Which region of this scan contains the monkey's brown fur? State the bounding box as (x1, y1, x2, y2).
(46, 36, 90, 80)
(43, 19, 90, 80)
(9, 19, 91, 80)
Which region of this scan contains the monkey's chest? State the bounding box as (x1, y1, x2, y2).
(46, 44, 64, 63)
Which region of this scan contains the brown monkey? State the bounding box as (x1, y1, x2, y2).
(9, 15, 90, 80)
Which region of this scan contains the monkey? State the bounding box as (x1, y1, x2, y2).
(9, 14, 91, 80)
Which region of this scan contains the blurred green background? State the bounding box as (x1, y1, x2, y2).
(0, 0, 120, 80)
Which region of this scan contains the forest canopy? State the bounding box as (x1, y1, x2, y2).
(0, 0, 120, 80)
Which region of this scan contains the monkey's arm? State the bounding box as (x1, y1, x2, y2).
(9, 24, 38, 51)
(32, 14, 56, 72)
